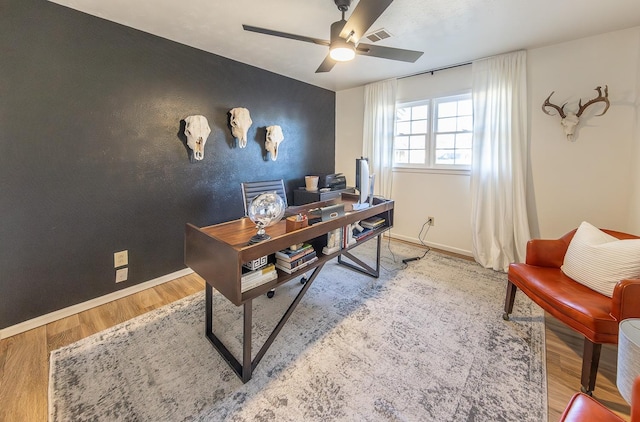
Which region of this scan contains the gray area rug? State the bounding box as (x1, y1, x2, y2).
(49, 241, 546, 421)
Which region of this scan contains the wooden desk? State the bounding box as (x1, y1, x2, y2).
(185, 194, 394, 382)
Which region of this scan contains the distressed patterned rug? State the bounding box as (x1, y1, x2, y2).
(49, 241, 546, 421)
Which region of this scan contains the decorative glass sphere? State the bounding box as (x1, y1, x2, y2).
(247, 192, 285, 244)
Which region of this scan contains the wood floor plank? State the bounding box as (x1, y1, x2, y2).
(46, 314, 84, 352)
(0, 327, 49, 422)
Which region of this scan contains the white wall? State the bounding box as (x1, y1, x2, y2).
(336, 26, 640, 255)
(529, 26, 640, 238)
(632, 30, 640, 232)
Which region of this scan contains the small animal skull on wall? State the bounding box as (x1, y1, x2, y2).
(184, 115, 211, 160)
(265, 125, 284, 161)
(229, 107, 252, 148)
(542, 85, 610, 141)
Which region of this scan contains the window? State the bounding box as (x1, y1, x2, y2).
(394, 93, 472, 169)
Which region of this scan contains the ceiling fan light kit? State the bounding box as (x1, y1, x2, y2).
(330, 40, 355, 61)
(243, 0, 423, 73)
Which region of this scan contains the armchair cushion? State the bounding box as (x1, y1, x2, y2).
(508, 263, 619, 343)
(561, 221, 640, 297)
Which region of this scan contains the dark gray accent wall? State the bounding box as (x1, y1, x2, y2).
(0, 0, 335, 329)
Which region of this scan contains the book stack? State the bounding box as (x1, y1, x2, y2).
(360, 216, 386, 230)
(353, 227, 375, 241)
(275, 244, 318, 274)
(241, 263, 277, 293)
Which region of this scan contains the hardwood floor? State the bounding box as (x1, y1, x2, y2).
(0, 270, 631, 421)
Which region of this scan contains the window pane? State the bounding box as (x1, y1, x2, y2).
(458, 99, 472, 116)
(455, 149, 472, 165)
(411, 119, 428, 133)
(397, 107, 411, 121)
(457, 116, 473, 131)
(396, 121, 411, 135)
(437, 117, 457, 132)
(436, 134, 455, 149)
(409, 149, 425, 164)
(456, 133, 472, 149)
(409, 135, 426, 150)
(395, 136, 409, 149)
(394, 149, 408, 163)
(412, 105, 429, 119)
(435, 149, 455, 164)
(438, 101, 457, 117)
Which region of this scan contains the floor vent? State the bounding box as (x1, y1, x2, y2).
(365, 28, 392, 43)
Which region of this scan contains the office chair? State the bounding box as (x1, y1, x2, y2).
(241, 179, 288, 215)
(241, 179, 306, 298)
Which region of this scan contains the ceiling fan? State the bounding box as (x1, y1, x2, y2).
(243, 0, 424, 73)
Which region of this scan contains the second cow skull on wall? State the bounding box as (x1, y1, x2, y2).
(265, 125, 284, 161)
(542, 85, 610, 141)
(229, 107, 253, 148)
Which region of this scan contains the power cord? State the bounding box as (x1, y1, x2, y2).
(402, 220, 432, 264)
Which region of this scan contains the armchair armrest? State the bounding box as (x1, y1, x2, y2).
(525, 235, 573, 268)
(611, 279, 640, 321)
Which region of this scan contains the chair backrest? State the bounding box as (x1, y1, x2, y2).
(241, 179, 288, 216)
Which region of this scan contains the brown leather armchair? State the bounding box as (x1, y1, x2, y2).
(503, 228, 640, 394)
(559, 375, 640, 421)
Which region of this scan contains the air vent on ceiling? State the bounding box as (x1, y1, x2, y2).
(365, 28, 392, 43)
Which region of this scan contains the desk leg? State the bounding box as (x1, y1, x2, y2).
(204, 265, 324, 383)
(338, 234, 382, 278)
(252, 264, 323, 371)
(204, 283, 247, 382)
(205, 282, 213, 335)
(242, 300, 253, 383)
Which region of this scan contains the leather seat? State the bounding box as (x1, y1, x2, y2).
(560, 375, 640, 421)
(503, 228, 640, 394)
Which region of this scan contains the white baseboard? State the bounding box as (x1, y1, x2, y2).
(388, 233, 473, 258)
(0, 268, 194, 340)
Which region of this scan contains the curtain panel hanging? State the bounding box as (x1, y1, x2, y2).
(363, 78, 397, 199)
(470, 50, 531, 271)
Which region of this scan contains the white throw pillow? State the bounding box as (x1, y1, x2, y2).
(561, 221, 640, 297)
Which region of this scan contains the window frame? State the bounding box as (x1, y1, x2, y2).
(393, 91, 473, 173)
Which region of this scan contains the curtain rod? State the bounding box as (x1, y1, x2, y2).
(398, 62, 472, 79)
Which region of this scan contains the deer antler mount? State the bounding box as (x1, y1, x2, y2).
(542, 85, 610, 141)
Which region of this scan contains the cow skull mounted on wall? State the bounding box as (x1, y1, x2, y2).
(265, 125, 284, 161)
(229, 107, 253, 148)
(542, 85, 610, 141)
(184, 115, 211, 161)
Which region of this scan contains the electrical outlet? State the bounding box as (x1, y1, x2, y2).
(427, 216, 435, 226)
(114, 250, 128, 268)
(115, 267, 128, 283)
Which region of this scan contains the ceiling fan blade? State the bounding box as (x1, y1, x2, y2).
(340, 0, 393, 43)
(356, 43, 423, 62)
(315, 55, 337, 73)
(243, 25, 329, 47)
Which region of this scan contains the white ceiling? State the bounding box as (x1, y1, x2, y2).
(48, 0, 640, 92)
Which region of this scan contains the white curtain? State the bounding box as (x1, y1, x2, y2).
(470, 50, 531, 271)
(363, 78, 397, 199)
